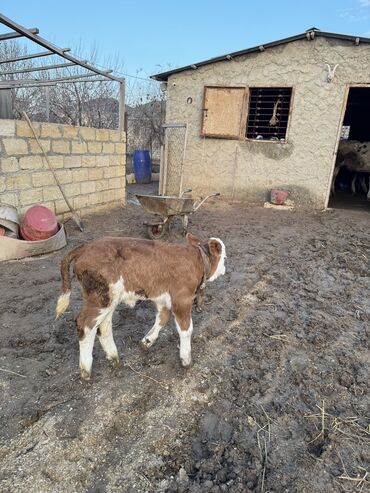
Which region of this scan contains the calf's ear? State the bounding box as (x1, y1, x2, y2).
(208, 239, 222, 256)
(186, 232, 202, 246)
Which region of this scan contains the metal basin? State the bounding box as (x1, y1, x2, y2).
(0, 203, 19, 224)
(0, 203, 19, 237)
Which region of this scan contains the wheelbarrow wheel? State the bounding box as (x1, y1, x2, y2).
(147, 223, 167, 240)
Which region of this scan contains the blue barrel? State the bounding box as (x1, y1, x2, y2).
(133, 150, 152, 184)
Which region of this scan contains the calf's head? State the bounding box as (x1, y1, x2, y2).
(187, 233, 227, 282)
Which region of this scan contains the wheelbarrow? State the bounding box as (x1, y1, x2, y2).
(136, 189, 220, 239)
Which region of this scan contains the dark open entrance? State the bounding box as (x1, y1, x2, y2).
(329, 87, 370, 210)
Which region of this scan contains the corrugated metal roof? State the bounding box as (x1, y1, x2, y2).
(151, 29, 370, 81)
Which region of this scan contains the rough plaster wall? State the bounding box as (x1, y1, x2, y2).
(165, 37, 370, 207)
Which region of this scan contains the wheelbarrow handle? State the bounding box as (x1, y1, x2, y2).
(179, 188, 192, 197)
(193, 192, 220, 211)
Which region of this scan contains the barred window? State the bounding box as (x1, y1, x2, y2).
(246, 87, 293, 141)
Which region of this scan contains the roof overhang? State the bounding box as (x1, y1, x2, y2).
(151, 29, 370, 81)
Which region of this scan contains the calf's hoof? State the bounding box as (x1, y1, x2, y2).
(80, 368, 91, 381)
(140, 338, 152, 351)
(108, 356, 120, 368)
(181, 357, 192, 368)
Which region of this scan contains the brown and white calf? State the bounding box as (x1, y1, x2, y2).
(56, 233, 226, 380)
(332, 140, 370, 199)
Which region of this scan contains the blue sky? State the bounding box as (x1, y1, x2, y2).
(1, 0, 370, 81)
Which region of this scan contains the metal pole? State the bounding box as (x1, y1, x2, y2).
(45, 86, 50, 122)
(0, 61, 79, 76)
(162, 130, 169, 195)
(22, 111, 83, 231)
(0, 78, 111, 90)
(0, 14, 120, 82)
(0, 72, 104, 87)
(159, 145, 164, 195)
(178, 124, 189, 197)
(119, 79, 125, 133)
(0, 27, 38, 41)
(0, 49, 70, 65)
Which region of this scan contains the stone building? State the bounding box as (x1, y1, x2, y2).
(153, 28, 370, 208)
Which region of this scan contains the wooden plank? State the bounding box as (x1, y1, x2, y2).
(201, 86, 246, 139)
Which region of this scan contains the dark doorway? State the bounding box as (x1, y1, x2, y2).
(329, 87, 370, 210)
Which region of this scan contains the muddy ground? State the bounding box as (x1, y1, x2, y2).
(0, 199, 369, 493)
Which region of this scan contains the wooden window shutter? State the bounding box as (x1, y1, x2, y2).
(201, 86, 246, 139)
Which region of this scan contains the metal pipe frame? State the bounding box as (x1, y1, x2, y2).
(0, 27, 38, 41)
(0, 60, 80, 75)
(0, 49, 70, 65)
(0, 72, 112, 86)
(0, 14, 122, 82)
(0, 78, 113, 89)
(0, 15, 125, 130)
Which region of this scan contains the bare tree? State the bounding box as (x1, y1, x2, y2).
(0, 40, 168, 167)
(125, 71, 167, 166)
(0, 41, 123, 127)
(0, 40, 42, 116)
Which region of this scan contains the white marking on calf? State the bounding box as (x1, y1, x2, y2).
(141, 292, 172, 348)
(99, 314, 119, 363)
(79, 277, 124, 379)
(95, 276, 126, 325)
(79, 326, 98, 379)
(55, 291, 71, 319)
(176, 319, 193, 367)
(122, 291, 146, 308)
(208, 237, 227, 282)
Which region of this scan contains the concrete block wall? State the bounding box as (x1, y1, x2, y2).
(0, 119, 126, 219)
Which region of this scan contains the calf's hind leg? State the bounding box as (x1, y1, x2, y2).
(98, 312, 119, 367)
(76, 305, 101, 380)
(141, 307, 171, 349)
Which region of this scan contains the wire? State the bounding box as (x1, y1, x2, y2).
(67, 51, 159, 82)
(2, 39, 159, 83)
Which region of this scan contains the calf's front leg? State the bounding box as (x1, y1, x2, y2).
(173, 301, 193, 367)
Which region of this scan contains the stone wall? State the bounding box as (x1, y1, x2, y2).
(164, 36, 370, 208)
(0, 119, 125, 218)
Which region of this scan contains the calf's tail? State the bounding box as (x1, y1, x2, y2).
(55, 245, 85, 319)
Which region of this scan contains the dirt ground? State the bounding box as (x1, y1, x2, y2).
(0, 199, 369, 493)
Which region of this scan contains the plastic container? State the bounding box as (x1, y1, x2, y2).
(270, 189, 289, 205)
(133, 150, 152, 184)
(20, 205, 58, 241)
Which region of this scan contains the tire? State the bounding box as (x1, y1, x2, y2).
(147, 223, 167, 240)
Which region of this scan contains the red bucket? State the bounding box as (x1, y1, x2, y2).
(20, 205, 58, 241)
(0, 226, 5, 237)
(270, 189, 289, 205)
